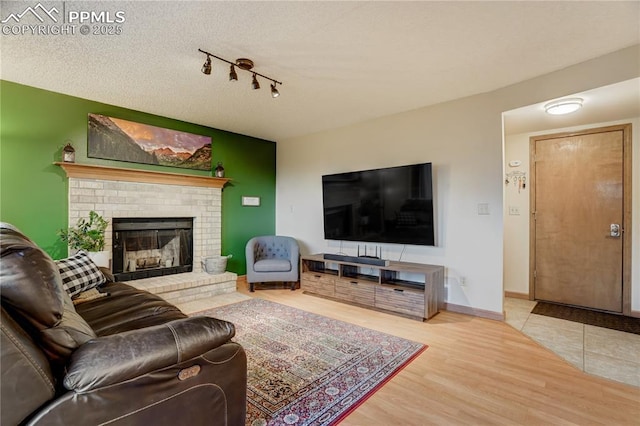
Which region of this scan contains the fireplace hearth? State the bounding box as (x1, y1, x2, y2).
(112, 217, 194, 282)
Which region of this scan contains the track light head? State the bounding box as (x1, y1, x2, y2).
(270, 83, 280, 98)
(201, 55, 212, 75)
(229, 64, 238, 81)
(252, 74, 260, 90)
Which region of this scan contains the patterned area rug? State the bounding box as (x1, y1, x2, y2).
(195, 298, 426, 426)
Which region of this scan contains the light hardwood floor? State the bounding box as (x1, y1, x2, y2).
(230, 287, 639, 426)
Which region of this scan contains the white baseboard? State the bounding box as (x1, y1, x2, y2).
(444, 302, 504, 321)
(504, 291, 530, 300)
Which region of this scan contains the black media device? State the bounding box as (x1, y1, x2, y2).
(322, 162, 435, 246)
(323, 253, 389, 267)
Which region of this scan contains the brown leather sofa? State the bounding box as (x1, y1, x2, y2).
(1, 223, 247, 425)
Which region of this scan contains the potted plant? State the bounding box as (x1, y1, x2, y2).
(59, 210, 110, 267)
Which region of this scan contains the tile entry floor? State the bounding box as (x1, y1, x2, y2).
(505, 297, 640, 387)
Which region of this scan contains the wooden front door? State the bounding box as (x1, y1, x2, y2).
(530, 124, 631, 313)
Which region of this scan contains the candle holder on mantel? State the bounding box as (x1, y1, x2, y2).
(214, 162, 225, 178)
(62, 142, 76, 163)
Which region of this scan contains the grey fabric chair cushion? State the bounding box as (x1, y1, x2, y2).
(253, 259, 292, 272)
(255, 241, 290, 260)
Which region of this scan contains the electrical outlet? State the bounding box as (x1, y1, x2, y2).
(509, 206, 520, 215)
(477, 203, 490, 215)
(460, 277, 466, 286)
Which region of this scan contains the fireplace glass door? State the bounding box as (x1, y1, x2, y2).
(112, 218, 193, 281)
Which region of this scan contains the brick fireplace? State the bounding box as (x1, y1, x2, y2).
(59, 163, 226, 271)
(57, 163, 237, 304)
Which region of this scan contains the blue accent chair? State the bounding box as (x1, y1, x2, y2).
(245, 236, 299, 292)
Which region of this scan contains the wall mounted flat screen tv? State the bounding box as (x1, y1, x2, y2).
(322, 163, 435, 246)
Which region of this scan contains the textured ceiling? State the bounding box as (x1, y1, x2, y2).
(1, 1, 639, 141)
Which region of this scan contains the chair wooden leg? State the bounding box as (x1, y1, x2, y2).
(250, 282, 255, 292)
(290, 281, 295, 291)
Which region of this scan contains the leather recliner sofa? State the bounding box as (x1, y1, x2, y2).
(1, 222, 247, 425)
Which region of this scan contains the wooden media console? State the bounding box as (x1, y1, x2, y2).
(300, 254, 445, 321)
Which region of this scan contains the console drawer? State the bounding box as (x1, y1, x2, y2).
(301, 272, 335, 297)
(335, 278, 375, 306)
(375, 285, 424, 318)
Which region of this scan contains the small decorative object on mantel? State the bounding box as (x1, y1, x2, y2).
(62, 142, 76, 163)
(214, 162, 225, 178)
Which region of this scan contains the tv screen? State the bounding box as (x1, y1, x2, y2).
(322, 163, 435, 246)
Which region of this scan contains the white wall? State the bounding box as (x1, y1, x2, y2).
(275, 45, 640, 317)
(504, 117, 640, 312)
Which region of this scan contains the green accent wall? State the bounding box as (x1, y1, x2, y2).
(0, 80, 275, 274)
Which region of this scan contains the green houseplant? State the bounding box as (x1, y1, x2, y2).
(59, 211, 110, 266)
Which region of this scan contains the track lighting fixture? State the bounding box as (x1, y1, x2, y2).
(198, 48, 282, 97)
(201, 55, 211, 75)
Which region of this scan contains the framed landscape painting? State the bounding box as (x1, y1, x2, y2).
(87, 114, 212, 171)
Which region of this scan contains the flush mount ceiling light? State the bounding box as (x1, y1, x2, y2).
(544, 98, 583, 115)
(198, 49, 282, 98)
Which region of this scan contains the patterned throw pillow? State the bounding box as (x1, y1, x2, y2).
(56, 251, 106, 298)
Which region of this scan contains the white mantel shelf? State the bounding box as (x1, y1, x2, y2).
(55, 162, 229, 189)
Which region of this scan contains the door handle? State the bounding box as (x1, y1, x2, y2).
(610, 224, 621, 238)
